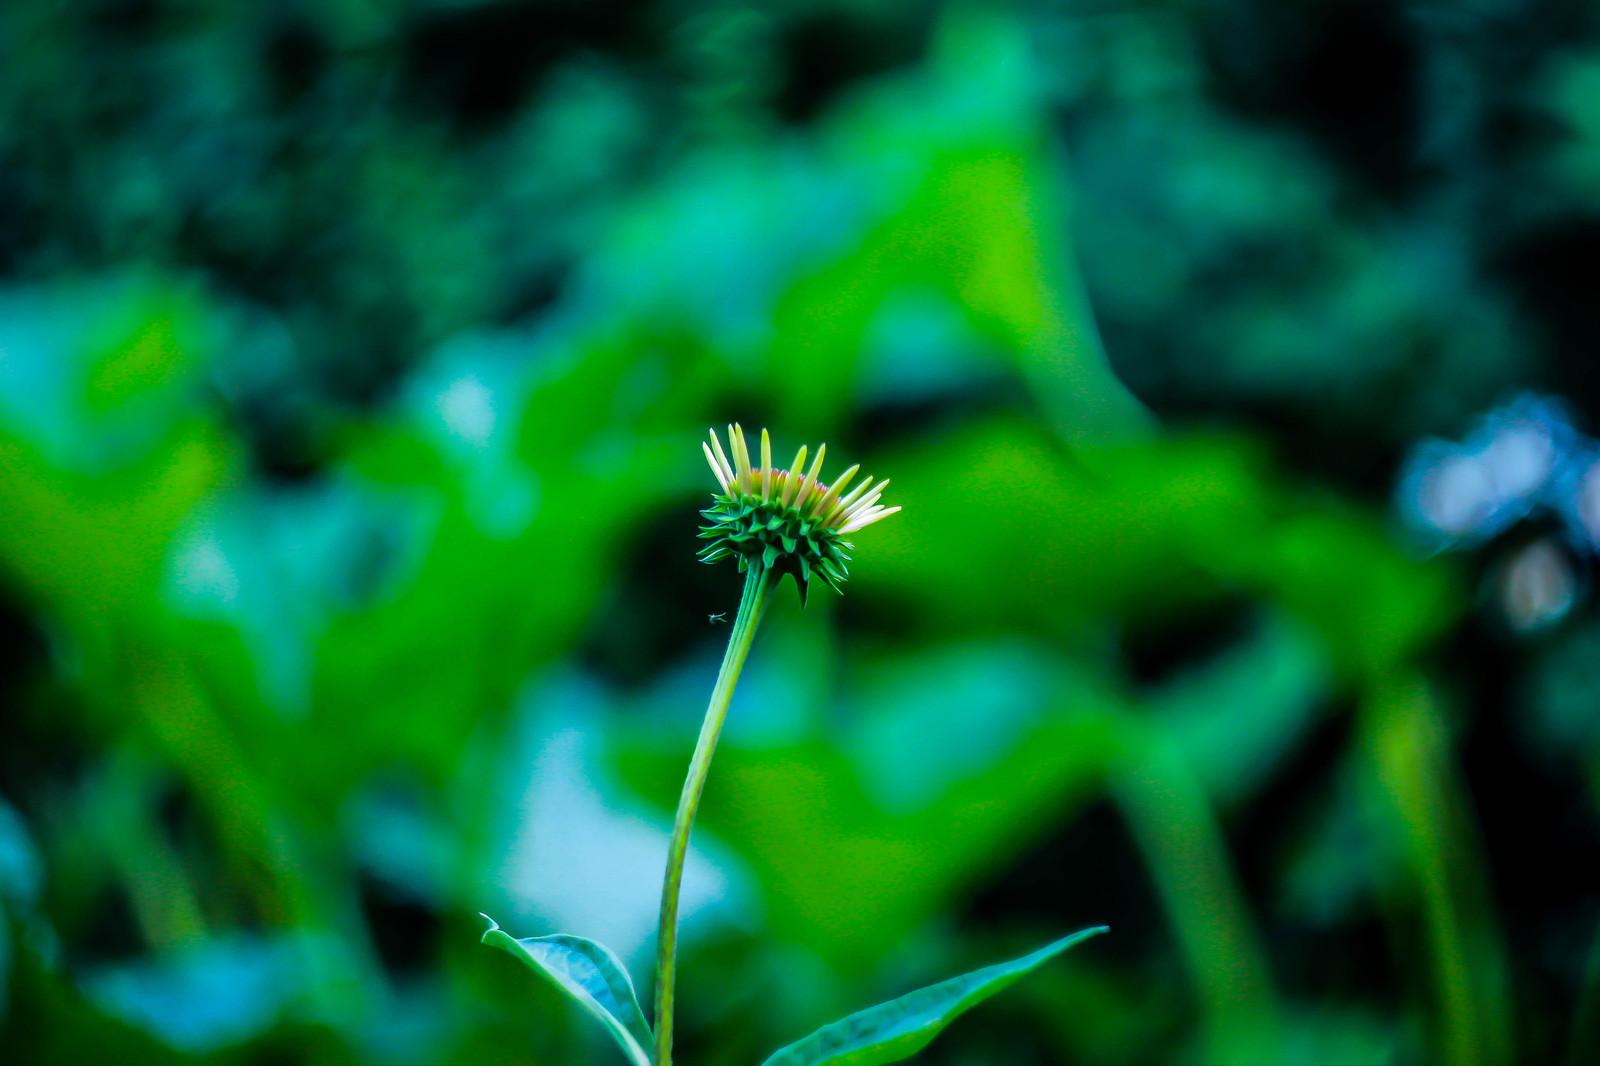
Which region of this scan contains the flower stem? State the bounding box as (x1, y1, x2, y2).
(654, 563, 775, 1066)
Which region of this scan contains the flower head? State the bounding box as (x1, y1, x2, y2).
(698, 424, 900, 604)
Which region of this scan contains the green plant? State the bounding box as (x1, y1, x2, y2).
(480, 425, 1105, 1066)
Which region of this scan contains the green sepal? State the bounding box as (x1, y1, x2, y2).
(700, 491, 860, 606)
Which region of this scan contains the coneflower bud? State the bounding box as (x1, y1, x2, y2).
(698, 424, 900, 604)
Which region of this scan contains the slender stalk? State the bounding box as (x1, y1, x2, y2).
(654, 563, 775, 1066)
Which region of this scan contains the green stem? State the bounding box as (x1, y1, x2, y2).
(654, 563, 775, 1066)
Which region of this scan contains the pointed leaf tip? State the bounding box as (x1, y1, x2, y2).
(479, 915, 654, 1066)
(758, 927, 1106, 1066)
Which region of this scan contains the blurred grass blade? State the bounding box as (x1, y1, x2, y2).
(759, 927, 1107, 1066)
(480, 914, 653, 1066)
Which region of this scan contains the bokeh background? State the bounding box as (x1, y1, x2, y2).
(3, 1, 1600, 1064)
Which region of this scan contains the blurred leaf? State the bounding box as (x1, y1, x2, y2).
(84, 308, 185, 413)
(620, 663, 1124, 968)
(1361, 677, 1511, 1066)
(758, 927, 1106, 1066)
(0, 932, 194, 1066)
(1150, 611, 1331, 806)
(78, 935, 302, 1053)
(1523, 618, 1600, 758)
(861, 418, 1459, 676)
(479, 915, 653, 1066)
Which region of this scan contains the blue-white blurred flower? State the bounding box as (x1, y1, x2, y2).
(1397, 395, 1580, 549)
(1397, 394, 1600, 633)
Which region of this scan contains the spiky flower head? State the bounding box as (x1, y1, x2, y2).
(699, 424, 900, 604)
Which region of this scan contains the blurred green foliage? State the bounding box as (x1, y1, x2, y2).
(4, 2, 1600, 1065)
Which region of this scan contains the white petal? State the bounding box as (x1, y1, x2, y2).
(781, 445, 807, 507)
(795, 444, 826, 515)
(815, 463, 859, 519)
(702, 442, 730, 491)
(839, 505, 900, 534)
(760, 428, 773, 502)
(832, 475, 874, 515)
(730, 423, 754, 494)
(707, 429, 736, 487)
(841, 482, 888, 521)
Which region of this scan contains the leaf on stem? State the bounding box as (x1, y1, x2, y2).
(480, 913, 654, 1066)
(759, 926, 1108, 1066)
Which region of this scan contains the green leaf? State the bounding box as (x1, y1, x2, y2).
(479, 914, 654, 1066)
(759, 927, 1107, 1066)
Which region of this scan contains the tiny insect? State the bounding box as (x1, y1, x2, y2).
(708, 612, 727, 624)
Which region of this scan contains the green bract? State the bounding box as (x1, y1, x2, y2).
(698, 494, 853, 604)
(697, 424, 900, 604)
